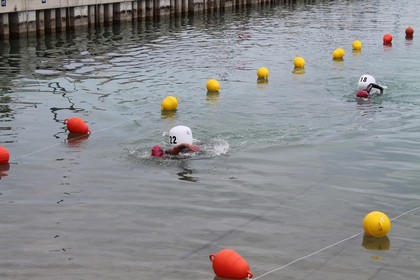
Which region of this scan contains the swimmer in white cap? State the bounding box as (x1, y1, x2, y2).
(152, 125, 200, 158)
(356, 74, 384, 98)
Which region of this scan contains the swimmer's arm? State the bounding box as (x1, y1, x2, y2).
(166, 144, 200, 155)
(366, 83, 384, 95)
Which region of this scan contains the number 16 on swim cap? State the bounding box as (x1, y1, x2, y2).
(169, 125, 193, 146)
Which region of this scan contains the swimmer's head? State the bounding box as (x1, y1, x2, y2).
(151, 145, 164, 157)
(358, 74, 376, 90)
(169, 125, 193, 146)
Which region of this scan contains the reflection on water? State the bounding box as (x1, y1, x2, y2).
(0, 163, 10, 179)
(177, 166, 200, 182)
(292, 67, 305, 75)
(206, 92, 220, 107)
(362, 235, 391, 251)
(66, 133, 90, 148)
(161, 110, 177, 119)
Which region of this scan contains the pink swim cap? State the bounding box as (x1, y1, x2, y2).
(151, 145, 164, 157)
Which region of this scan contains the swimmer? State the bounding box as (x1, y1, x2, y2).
(356, 74, 384, 98)
(151, 143, 200, 158)
(356, 83, 384, 98)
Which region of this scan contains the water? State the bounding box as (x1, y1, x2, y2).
(1, 0, 420, 279)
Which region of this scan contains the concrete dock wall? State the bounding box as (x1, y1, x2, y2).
(0, 0, 276, 39)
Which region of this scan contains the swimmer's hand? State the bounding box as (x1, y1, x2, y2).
(166, 143, 200, 155)
(187, 144, 200, 152)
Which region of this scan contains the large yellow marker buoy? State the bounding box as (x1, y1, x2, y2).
(257, 67, 269, 80)
(352, 40, 362, 51)
(161, 96, 178, 111)
(293, 57, 305, 68)
(206, 79, 221, 92)
(332, 48, 345, 60)
(363, 211, 391, 237)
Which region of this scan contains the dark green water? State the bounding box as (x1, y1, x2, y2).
(1, 0, 420, 279)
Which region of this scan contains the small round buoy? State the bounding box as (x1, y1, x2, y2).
(293, 57, 305, 68)
(161, 96, 178, 111)
(64, 117, 90, 134)
(405, 26, 414, 39)
(332, 48, 345, 60)
(352, 40, 362, 50)
(257, 67, 269, 80)
(0, 145, 10, 164)
(383, 34, 393, 45)
(209, 249, 253, 280)
(169, 125, 193, 146)
(206, 79, 221, 92)
(363, 211, 391, 237)
(356, 90, 369, 98)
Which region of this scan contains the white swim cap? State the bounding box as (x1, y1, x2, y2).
(358, 74, 376, 90)
(169, 125, 193, 146)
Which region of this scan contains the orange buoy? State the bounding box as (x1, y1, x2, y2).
(383, 34, 393, 45)
(405, 26, 414, 39)
(64, 117, 90, 134)
(209, 249, 253, 279)
(0, 145, 10, 164)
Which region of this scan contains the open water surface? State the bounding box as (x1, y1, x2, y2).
(1, 0, 420, 279)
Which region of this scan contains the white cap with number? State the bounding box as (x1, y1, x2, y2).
(169, 125, 193, 146)
(358, 74, 376, 90)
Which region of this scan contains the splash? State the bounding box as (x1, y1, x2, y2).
(200, 138, 230, 157)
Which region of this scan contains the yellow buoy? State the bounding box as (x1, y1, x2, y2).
(257, 67, 269, 80)
(352, 40, 362, 51)
(294, 57, 305, 68)
(161, 96, 178, 111)
(363, 211, 391, 237)
(332, 48, 345, 60)
(206, 79, 221, 92)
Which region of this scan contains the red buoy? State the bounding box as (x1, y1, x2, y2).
(405, 26, 414, 39)
(64, 117, 90, 134)
(0, 145, 10, 164)
(383, 34, 393, 45)
(209, 249, 253, 279)
(356, 90, 369, 98)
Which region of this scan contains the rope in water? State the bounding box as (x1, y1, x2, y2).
(253, 205, 420, 280)
(16, 117, 141, 159)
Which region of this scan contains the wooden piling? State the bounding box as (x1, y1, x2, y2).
(0, 0, 278, 39)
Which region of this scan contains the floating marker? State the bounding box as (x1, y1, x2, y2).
(363, 211, 391, 237)
(332, 48, 345, 60)
(209, 249, 253, 279)
(383, 34, 393, 45)
(64, 117, 90, 134)
(257, 67, 269, 80)
(161, 96, 178, 111)
(206, 79, 221, 92)
(0, 145, 10, 164)
(293, 57, 305, 68)
(352, 40, 362, 50)
(405, 26, 414, 39)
